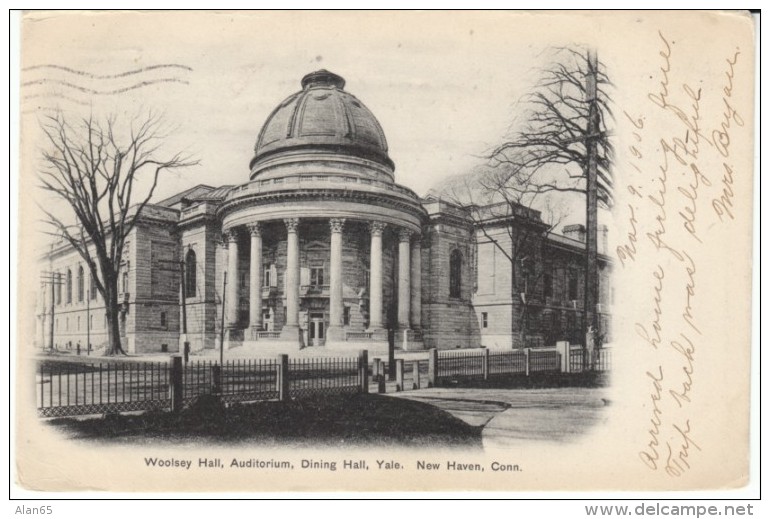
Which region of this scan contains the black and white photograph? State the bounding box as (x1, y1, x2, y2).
(12, 10, 757, 497)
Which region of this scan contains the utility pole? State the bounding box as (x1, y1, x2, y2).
(40, 271, 63, 351)
(219, 271, 227, 366)
(86, 281, 90, 355)
(584, 48, 600, 354)
(158, 259, 189, 360)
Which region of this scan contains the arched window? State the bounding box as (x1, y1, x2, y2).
(77, 266, 84, 302)
(185, 249, 196, 297)
(65, 269, 72, 304)
(90, 271, 98, 300)
(449, 250, 462, 299)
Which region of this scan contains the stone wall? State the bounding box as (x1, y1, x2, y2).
(471, 226, 614, 349)
(127, 220, 180, 353)
(421, 217, 477, 350)
(181, 220, 220, 351)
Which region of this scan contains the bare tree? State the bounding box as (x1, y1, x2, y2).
(487, 47, 614, 348)
(38, 112, 196, 355)
(442, 163, 566, 347)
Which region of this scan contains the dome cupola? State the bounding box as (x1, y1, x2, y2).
(250, 70, 393, 178)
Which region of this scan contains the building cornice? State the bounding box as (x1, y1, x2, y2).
(217, 188, 428, 225)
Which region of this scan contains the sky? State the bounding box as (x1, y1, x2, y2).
(19, 11, 605, 232)
(21, 13, 542, 194)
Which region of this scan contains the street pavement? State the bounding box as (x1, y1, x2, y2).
(384, 387, 610, 449)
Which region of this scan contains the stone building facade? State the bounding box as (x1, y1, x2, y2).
(36, 70, 612, 355)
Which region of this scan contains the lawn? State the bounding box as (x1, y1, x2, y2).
(48, 393, 483, 448)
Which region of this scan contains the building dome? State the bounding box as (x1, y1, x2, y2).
(250, 70, 393, 175)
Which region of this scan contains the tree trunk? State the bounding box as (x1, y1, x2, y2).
(103, 274, 126, 356)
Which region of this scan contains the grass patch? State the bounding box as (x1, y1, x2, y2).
(48, 393, 482, 448)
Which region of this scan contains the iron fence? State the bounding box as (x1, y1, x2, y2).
(181, 359, 280, 405)
(568, 347, 612, 373)
(595, 348, 612, 372)
(488, 350, 527, 376)
(288, 356, 360, 398)
(529, 349, 561, 372)
(569, 347, 586, 372)
(182, 360, 215, 404)
(219, 359, 279, 403)
(437, 350, 485, 379)
(37, 354, 359, 418)
(37, 360, 170, 418)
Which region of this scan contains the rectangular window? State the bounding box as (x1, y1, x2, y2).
(262, 309, 271, 331)
(568, 273, 578, 301)
(66, 317, 69, 331)
(264, 266, 271, 287)
(90, 315, 94, 330)
(160, 311, 167, 329)
(481, 312, 488, 328)
(543, 272, 553, 298)
(122, 262, 130, 293)
(343, 306, 351, 326)
(77, 316, 80, 331)
(310, 267, 324, 286)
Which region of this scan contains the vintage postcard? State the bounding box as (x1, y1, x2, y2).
(13, 10, 756, 494)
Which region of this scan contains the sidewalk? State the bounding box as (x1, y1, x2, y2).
(384, 387, 610, 448)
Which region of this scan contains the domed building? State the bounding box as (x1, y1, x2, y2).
(200, 69, 431, 352)
(37, 70, 613, 356)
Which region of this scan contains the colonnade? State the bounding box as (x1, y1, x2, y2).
(223, 218, 421, 340)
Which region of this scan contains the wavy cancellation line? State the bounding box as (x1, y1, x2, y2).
(22, 78, 191, 96)
(22, 63, 193, 80)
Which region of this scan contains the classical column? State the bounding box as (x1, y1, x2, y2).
(248, 223, 263, 338)
(368, 222, 386, 330)
(327, 218, 345, 341)
(397, 229, 412, 330)
(281, 218, 300, 339)
(225, 229, 239, 331)
(410, 236, 422, 329)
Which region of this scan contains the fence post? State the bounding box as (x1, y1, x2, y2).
(482, 348, 490, 381)
(427, 348, 438, 387)
(395, 359, 404, 392)
(524, 348, 531, 377)
(412, 360, 421, 390)
(212, 364, 221, 394)
(388, 329, 396, 381)
(170, 355, 183, 412)
(359, 350, 369, 394)
(557, 341, 570, 373)
(278, 354, 289, 402)
(372, 358, 381, 382)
